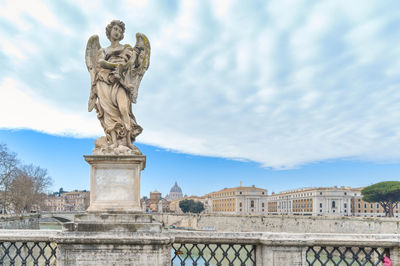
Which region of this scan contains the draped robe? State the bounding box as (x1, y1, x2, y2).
(94, 44, 142, 144)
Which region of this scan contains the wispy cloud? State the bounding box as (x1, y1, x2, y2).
(1, 0, 400, 169)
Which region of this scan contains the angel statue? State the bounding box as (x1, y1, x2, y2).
(85, 20, 150, 155)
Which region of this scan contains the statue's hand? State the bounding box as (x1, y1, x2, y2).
(112, 70, 121, 80)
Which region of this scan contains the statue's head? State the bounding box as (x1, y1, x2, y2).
(106, 20, 125, 41)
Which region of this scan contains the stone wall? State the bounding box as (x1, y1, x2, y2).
(0, 214, 40, 229)
(153, 213, 400, 234)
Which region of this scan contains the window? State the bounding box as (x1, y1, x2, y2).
(332, 201, 336, 208)
(320, 192, 322, 195)
(239, 202, 242, 207)
(344, 192, 347, 195)
(250, 201, 254, 208)
(370, 204, 373, 208)
(262, 203, 265, 207)
(364, 204, 367, 208)
(239, 192, 242, 195)
(344, 203, 347, 208)
(320, 209, 322, 213)
(377, 204, 380, 208)
(320, 203, 322, 208)
(358, 203, 361, 208)
(240, 208, 242, 212)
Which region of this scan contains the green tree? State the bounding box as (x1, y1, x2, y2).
(179, 199, 205, 214)
(361, 181, 400, 217)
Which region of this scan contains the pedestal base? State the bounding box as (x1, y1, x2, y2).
(56, 231, 172, 266)
(58, 212, 168, 265)
(84, 155, 145, 213)
(62, 213, 162, 233)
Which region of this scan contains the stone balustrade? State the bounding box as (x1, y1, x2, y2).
(0, 229, 397, 265)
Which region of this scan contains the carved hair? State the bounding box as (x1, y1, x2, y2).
(106, 20, 125, 41)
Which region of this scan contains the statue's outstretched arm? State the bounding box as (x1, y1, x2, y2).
(99, 59, 118, 69)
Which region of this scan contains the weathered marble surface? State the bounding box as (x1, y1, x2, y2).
(63, 213, 162, 233)
(56, 232, 172, 266)
(153, 212, 400, 234)
(85, 155, 145, 213)
(86, 20, 150, 155)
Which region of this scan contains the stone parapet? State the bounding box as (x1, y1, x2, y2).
(0, 230, 398, 265)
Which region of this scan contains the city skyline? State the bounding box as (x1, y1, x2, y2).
(0, 129, 397, 197)
(1, 1, 400, 197)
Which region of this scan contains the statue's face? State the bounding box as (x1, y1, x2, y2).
(111, 25, 123, 41)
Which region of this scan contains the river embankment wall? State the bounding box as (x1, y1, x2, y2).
(152, 213, 400, 234)
(0, 214, 39, 229)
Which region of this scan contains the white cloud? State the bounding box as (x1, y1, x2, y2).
(0, 78, 100, 137)
(0, 0, 70, 34)
(1, 0, 400, 169)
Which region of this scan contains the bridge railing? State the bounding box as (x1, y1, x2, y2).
(0, 230, 397, 265)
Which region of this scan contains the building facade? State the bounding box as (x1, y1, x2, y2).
(43, 190, 90, 212)
(142, 190, 170, 213)
(206, 185, 268, 215)
(268, 186, 358, 216)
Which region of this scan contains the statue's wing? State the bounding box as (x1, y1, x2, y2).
(134, 33, 151, 71)
(85, 35, 101, 112)
(129, 33, 151, 103)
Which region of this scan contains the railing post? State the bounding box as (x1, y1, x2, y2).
(390, 246, 400, 265)
(256, 243, 307, 265)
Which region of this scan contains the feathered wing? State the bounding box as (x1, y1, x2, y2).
(129, 33, 151, 103)
(85, 35, 101, 112)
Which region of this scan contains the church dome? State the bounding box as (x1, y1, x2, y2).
(170, 182, 182, 193)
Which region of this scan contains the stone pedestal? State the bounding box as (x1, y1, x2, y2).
(56, 155, 171, 265)
(55, 231, 173, 266)
(84, 155, 145, 213)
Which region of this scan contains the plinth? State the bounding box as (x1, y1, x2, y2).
(57, 154, 171, 265)
(84, 155, 145, 213)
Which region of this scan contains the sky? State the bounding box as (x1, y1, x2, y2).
(0, 0, 400, 197)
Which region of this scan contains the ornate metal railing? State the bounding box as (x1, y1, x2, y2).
(0, 230, 58, 266)
(0, 241, 57, 265)
(171, 243, 256, 266)
(306, 246, 390, 266)
(171, 231, 260, 266)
